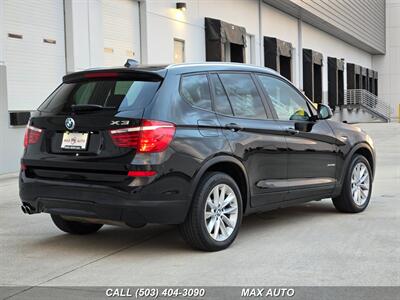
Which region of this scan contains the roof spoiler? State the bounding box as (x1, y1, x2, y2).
(62, 68, 163, 83)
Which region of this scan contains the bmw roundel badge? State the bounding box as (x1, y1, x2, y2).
(65, 117, 75, 131)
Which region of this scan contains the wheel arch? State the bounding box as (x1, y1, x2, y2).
(333, 142, 375, 198)
(337, 142, 375, 189)
(189, 155, 250, 214)
(354, 147, 374, 175)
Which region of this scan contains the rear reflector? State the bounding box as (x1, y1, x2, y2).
(24, 125, 42, 148)
(109, 119, 175, 153)
(128, 170, 157, 177)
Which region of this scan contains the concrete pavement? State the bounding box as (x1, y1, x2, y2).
(0, 122, 399, 290)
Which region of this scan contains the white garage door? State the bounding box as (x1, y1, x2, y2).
(102, 0, 141, 67)
(4, 0, 66, 111)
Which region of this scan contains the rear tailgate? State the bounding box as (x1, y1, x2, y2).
(22, 70, 162, 181)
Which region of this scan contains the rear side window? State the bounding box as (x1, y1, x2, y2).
(180, 74, 212, 110)
(38, 79, 161, 114)
(219, 73, 267, 119)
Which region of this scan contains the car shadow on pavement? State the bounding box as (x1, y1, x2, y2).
(23, 200, 338, 254)
(23, 223, 176, 253)
(253, 199, 337, 220)
(239, 199, 338, 231)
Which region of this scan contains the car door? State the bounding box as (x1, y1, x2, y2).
(209, 72, 288, 207)
(256, 74, 337, 201)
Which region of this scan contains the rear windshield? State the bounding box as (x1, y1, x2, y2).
(38, 79, 161, 113)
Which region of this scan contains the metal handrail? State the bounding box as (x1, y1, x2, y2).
(345, 89, 391, 121)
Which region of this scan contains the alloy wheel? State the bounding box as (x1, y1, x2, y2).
(204, 184, 238, 241)
(351, 162, 370, 206)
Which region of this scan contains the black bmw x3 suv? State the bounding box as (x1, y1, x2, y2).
(20, 62, 375, 251)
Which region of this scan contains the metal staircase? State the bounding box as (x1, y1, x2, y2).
(344, 89, 391, 122)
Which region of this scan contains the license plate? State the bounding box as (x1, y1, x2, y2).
(61, 132, 89, 150)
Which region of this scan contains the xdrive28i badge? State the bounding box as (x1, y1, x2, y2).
(65, 117, 75, 130)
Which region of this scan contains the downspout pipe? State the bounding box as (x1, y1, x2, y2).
(259, 0, 263, 67)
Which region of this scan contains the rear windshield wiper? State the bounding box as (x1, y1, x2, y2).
(71, 104, 114, 112)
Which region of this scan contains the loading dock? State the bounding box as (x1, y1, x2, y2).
(205, 17, 247, 63)
(303, 49, 323, 103)
(3, 0, 65, 115)
(347, 63, 362, 90)
(328, 57, 345, 109)
(367, 69, 374, 94)
(373, 71, 378, 96)
(361, 67, 368, 90)
(264, 36, 293, 81)
(102, 0, 141, 67)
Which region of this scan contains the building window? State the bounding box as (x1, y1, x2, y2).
(174, 38, 185, 63)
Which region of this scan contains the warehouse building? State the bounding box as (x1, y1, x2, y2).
(0, 0, 394, 174)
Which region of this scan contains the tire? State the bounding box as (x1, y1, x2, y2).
(333, 155, 372, 213)
(179, 172, 243, 251)
(51, 214, 103, 235)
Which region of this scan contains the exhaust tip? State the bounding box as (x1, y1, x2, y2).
(21, 204, 35, 214)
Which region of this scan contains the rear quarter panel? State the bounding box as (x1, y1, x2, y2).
(142, 71, 233, 200)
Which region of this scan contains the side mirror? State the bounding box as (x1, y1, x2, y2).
(317, 104, 333, 120)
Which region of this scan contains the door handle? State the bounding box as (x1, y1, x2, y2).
(285, 128, 299, 135)
(225, 123, 243, 132)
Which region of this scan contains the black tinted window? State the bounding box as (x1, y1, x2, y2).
(38, 79, 160, 114)
(210, 74, 233, 116)
(219, 73, 267, 119)
(180, 74, 212, 110)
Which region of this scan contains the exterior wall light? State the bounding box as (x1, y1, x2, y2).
(176, 2, 187, 11)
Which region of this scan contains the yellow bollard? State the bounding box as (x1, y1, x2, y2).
(398, 104, 400, 122)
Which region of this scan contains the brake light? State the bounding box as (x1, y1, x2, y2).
(109, 120, 175, 153)
(84, 72, 119, 79)
(24, 125, 42, 148)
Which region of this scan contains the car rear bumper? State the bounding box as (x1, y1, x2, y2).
(19, 172, 190, 225)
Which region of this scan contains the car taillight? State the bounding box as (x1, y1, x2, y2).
(108, 127, 140, 148)
(138, 120, 176, 152)
(109, 119, 176, 153)
(24, 125, 42, 148)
